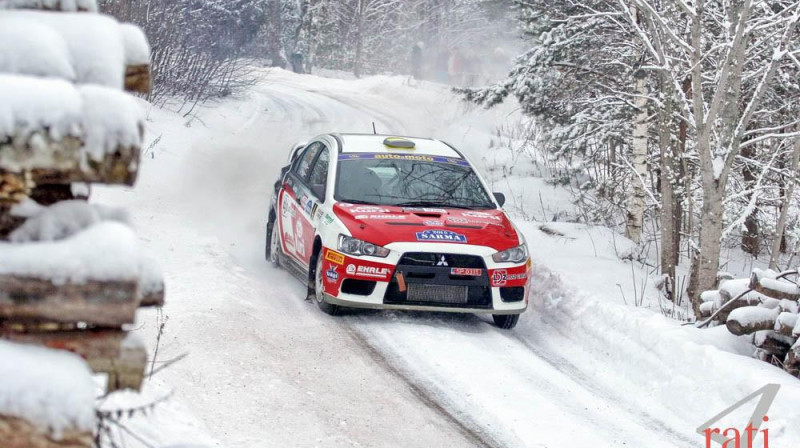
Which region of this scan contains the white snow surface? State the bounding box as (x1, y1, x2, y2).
(0, 340, 95, 435)
(9, 199, 130, 242)
(0, 74, 145, 168)
(119, 23, 150, 65)
(91, 69, 800, 447)
(0, 221, 141, 283)
(0, 10, 130, 87)
(728, 303, 781, 325)
(0, 0, 97, 11)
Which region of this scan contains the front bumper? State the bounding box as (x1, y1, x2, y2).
(320, 243, 530, 314)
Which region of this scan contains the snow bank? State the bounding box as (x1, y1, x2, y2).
(0, 74, 145, 169)
(9, 199, 130, 242)
(120, 23, 150, 65)
(0, 10, 127, 87)
(0, 221, 141, 284)
(0, 340, 95, 435)
(0, 0, 97, 11)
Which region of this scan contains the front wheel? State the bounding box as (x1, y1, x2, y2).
(266, 213, 280, 267)
(492, 314, 520, 329)
(314, 252, 340, 316)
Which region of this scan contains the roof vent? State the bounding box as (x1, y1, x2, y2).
(383, 137, 415, 149)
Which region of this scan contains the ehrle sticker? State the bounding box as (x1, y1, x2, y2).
(345, 264, 390, 278)
(463, 211, 501, 221)
(352, 206, 390, 213)
(355, 214, 406, 220)
(415, 229, 467, 243)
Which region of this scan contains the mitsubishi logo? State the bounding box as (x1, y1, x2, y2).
(436, 255, 448, 266)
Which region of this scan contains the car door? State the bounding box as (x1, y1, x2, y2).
(279, 143, 320, 266)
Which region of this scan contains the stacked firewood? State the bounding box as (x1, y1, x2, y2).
(0, 1, 161, 447)
(699, 268, 800, 378)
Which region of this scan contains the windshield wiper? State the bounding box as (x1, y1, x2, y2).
(396, 201, 493, 210)
(340, 199, 380, 205)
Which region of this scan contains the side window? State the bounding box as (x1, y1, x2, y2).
(307, 147, 329, 188)
(292, 143, 320, 180)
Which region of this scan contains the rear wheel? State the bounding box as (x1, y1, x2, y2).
(492, 314, 520, 329)
(266, 213, 280, 267)
(314, 252, 340, 316)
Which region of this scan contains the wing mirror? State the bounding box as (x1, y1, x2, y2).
(311, 184, 326, 201)
(493, 192, 506, 207)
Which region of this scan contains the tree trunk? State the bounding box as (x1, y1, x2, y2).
(627, 72, 648, 244)
(658, 80, 678, 300)
(741, 141, 760, 255)
(689, 178, 724, 315)
(770, 134, 800, 269)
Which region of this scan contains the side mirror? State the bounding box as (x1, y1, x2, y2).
(311, 184, 326, 201)
(493, 192, 506, 207)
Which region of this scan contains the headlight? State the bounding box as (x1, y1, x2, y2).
(338, 234, 390, 257)
(492, 243, 528, 263)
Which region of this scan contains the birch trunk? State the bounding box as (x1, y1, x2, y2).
(769, 134, 800, 268)
(627, 72, 649, 244)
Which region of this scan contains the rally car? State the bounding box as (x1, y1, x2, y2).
(265, 134, 530, 329)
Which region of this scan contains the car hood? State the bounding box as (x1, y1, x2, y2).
(332, 203, 520, 251)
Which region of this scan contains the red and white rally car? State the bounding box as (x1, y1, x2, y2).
(265, 134, 530, 329)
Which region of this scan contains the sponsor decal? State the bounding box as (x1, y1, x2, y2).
(345, 264, 391, 279)
(447, 217, 468, 224)
(491, 270, 526, 286)
(492, 269, 507, 286)
(338, 153, 471, 167)
(325, 249, 345, 265)
(354, 214, 406, 220)
(323, 213, 334, 225)
(463, 211, 501, 221)
(415, 229, 467, 243)
(325, 265, 339, 283)
(404, 207, 447, 213)
(281, 196, 291, 217)
(451, 267, 482, 276)
(352, 206, 390, 213)
(305, 199, 314, 214)
(311, 203, 319, 218)
(423, 220, 444, 226)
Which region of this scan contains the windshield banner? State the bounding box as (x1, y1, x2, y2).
(338, 153, 471, 166)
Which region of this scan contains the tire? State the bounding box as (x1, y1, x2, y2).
(266, 213, 280, 268)
(313, 251, 340, 316)
(492, 314, 520, 329)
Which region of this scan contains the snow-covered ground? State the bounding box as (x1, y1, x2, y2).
(93, 69, 800, 447)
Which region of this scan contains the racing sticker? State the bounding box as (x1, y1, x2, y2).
(355, 214, 406, 220)
(415, 229, 467, 243)
(352, 206, 390, 213)
(462, 211, 502, 221)
(423, 220, 444, 226)
(337, 153, 471, 166)
(451, 267, 482, 276)
(324, 249, 345, 265)
(491, 269, 527, 287)
(404, 207, 447, 213)
(326, 265, 339, 283)
(345, 264, 391, 280)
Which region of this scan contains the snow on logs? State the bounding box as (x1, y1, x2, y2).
(700, 268, 800, 378)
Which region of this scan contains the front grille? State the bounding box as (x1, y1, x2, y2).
(407, 284, 468, 304)
(384, 252, 491, 308)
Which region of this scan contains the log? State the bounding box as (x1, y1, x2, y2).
(0, 133, 140, 186)
(88, 340, 147, 392)
(754, 330, 793, 357)
(726, 306, 780, 336)
(1, 328, 124, 360)
(0, 414, 91, 448)
(0, 0, 97, 12)
(0, 275, 139, 327)
(716, 290, 761, 323)
(140, 286, 164, 307)
(125, 64, 151, 95)
(775, 312, 799, 337)
(786, 345, 800, 377)
(749, 271, 800, 301)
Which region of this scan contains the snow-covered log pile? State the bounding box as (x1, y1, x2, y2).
(699, 268, 800, 378)
(0, 2, 161, 447)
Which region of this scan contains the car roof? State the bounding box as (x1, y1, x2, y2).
(334, 133, 463, 158)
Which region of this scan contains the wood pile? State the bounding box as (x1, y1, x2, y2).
(0, 1, 160, 447)
(699, 268, 800, 378)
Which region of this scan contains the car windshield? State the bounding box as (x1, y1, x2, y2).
(334, 154, 495, 209)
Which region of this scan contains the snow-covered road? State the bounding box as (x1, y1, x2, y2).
(95, 69, 800, 448)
